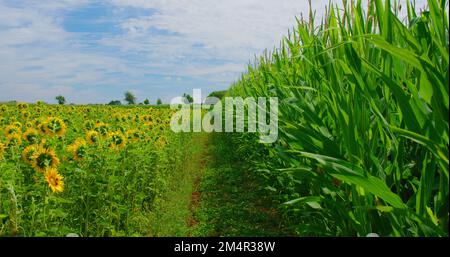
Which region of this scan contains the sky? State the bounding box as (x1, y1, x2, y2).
(0, 0, 428, 104)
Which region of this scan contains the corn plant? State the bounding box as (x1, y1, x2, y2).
(228, 0, 449, 236)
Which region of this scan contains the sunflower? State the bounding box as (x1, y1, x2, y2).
(44, 117, 66, 136)
(22, 144, 39, 164)
(37, 123, 47, 135)
(44, 168, 64, 193)
(23, 128, 39, 144)
(0, 143, 6, 159)
(31, 146, 60, 173)
(4, 124, 21, 137)
(126, 130, 141, 142)
(86, 130, 100, 145)
(25, 121, 33, 129)
(94, 122, 109, 136)
(21, 111, 31, 120)
(6, 133, 22, 146)
(17, 102, 28, 109)
(67, 139, 88, 160)
(107, 131, 127, 149)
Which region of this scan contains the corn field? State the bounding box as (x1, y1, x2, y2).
(227, 0, 449, 236)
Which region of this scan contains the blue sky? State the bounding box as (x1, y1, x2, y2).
(0, 0, 428, 104)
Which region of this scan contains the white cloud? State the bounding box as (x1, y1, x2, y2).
(0, 0, 429, 103)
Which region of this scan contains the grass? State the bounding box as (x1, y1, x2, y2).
(146, 133, 208, 236)
(193, 133, 295, 236)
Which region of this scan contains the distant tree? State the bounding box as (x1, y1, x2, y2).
(157, 98, 162, 105)
(108, 100, 122, 106)
(143, 98, 150, 105)
(55, 95, 66, 105)
(182, 93, 193, 103)
(124, 91, 136, 105)
(208, 90, 227, 99)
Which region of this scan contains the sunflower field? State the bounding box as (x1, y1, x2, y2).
(0, 102, 190, 236)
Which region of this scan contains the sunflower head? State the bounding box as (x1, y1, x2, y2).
(23, 129, 39, 144)
(86, 130, 100, 145)
(0, 105, 7, 112)
(0, 143, 6, 159)
(44, 168, 64, 193)
(7, 133, 22, 146)
(25, 121, 33, 129)
(67, 139, 88, 160)
(17, 102, 28, 109)
(22, 111, 31, 120)
(22, 144, 39, 164)
(4, 124, 21, 137)
(126, 130, 141, 142)
(31, 146, 60, 173)
(94, 122, 109, 136)
(45, 117, 66, 136)
(107, 131, 127, 150)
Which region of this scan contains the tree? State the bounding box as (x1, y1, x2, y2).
(143, 98, 150, 105)
(157, 98, 162, 105)
(124, 91, 136, 105)
(108, 100, 122, 106)
(182, 93, 193, 104)
(208, 90, 227, 99)
(55, 95, 66, 105)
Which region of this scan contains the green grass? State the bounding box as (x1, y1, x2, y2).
(146, 133, 208, 236)
(227, 0, 449, 236)
(193, 133, 295, 236)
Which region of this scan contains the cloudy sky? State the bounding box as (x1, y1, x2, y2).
(0, 0, 427, 104)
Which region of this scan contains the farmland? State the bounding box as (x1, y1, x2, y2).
(0, 103, 193, 236)
(225, 0, 449, 236)
(0, 0, 449, 237)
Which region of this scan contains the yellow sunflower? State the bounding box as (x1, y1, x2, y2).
(126, 130, 141, 142)
(0, 143, 6, 159)
(22, 144, 39, 164)
(4, 124, 21, 137)
(107, 131, 127, 149)
(44, 168, 64, 193)
(44, 117, 66, 136)
(6, 133, 22, 146)
(12, 121, 22, 129)
(67, 139, 88, 160)
(94, 122, 109, 136)
(21, 111, 31, 120)
(86, 130, 100, 145)
(24, 121, 33, 129)
(37, 123, 47, 135)
(31, 146, 60, 173)
(17, 102, 28, 109)
(23, 128, 39, 144)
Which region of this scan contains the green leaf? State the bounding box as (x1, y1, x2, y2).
(298, 151, 406, 209)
